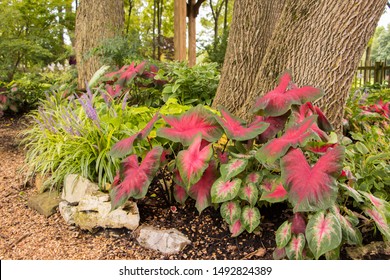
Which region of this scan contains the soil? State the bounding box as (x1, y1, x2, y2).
(0, 114, 388, 260)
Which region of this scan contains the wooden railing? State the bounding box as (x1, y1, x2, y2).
(355, 61, 390, 88)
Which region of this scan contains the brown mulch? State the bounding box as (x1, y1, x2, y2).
(0, 114, 282, 260)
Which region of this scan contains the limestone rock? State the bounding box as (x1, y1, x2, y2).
(27, 191, 62, 217)
(136, 225, 191, 254)
(59, 201, 77, 224)
(62, 174, 99, 203)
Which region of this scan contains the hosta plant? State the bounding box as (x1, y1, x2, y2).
(110, 71, 390, 259)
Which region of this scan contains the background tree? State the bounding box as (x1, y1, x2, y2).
(371, 25, 390, 62)
(74, 0, 124, 89)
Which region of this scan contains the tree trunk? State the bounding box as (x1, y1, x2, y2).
(75, 0, 124, 90)
(212, 0, 285, 112)
(238, 0, 387, 133)
(174, 0, 186, 61)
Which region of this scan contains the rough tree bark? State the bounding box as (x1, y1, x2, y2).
(75, 0, 124, 90)
(212, 0, 286, 112)
(237, 0, 387, 132)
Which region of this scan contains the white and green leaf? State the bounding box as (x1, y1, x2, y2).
(241, 206, 261, 233)
(220, 158, 248, 180)
(275, 220, 292, 248)
(211, 177, 242, 203)
(286, 234, 306, 260)
(238, 183, 259, 206)
(220, 200, 241, 225)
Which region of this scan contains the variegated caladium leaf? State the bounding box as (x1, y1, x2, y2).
(220, 158, 248, 180)
(364, 207, 390, 241)
(157, 105, 223, 145)
(330, 205, 362, 245)
(216, 105, 269, 141)
(361, 191, 390, 215)
(173, 184, 188, 205)
(176, 135, 213, 188)
(238, 183, 259, 206)
(110, 146, 163, 210)
(259, 181, 288, 203)
(256, 113, 290, 144)
(229, 219, 245, 237)
(281, 146, 345, 212)
(251, 72, 324, 117)
(110, 112, 160, 158)
(339, 183, 363, 203)
(220, 200, 242, 225)
(306, 211, 342, 260)
(117, 62, 146, 86)
(273, 247, 287, 260)
(291, 213, 307, 235)
(242, 206, 261, 233)
(275, 220, 292, 248)
(245, 172, 262, 185)
(325, 247, 341, 260)
(286, 233, 306, 260)
(188, 161, 218, 213)
(211, 177, 242, 203)
(256, 115, 320, 164)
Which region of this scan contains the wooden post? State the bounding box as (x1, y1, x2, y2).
(188, 0, 197, 66)
(174, 0, 186, 61)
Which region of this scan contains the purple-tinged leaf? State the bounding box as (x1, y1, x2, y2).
(211, 177, 242, 203)
(216, 149, 229, 164)
(256, 116, 320, 164)
(251, 72, 324, 117)
(275, 220, 292, 248)
(238, 183, 259, 206)
(220, 158, 248, 180)
(173, 184, 188, 205)
(281, 146, 345, 212)
(188, 161, 218, 213)
(176, 135, 213, 188)
(229, 219, 245, 237)
(260, 181, 288, 203)
(339, 183, 363, 203)
(105, 84, 122, 98)
(157, 105, 223, 145)
(273, 247, 287, 260)
(242, 206, 261, 233)
(330, 205, 362, 245)
(286, 233, 306, 260)
(291, 213, 307, 235)
(220, 200, 241, 224)
(216, 106, 269, 141)
(256, 113, 290, 143)
(245, 172, 262, 185)
(305, 211, 342, 260)
(110, 112, 160, 158)
(364, 207, 390, 241)
(110, 146, 163, 210)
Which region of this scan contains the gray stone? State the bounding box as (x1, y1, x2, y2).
(62, 174, 99, 204)
(27, 191, 62, 217)
(136, 225, 191, 255)
(59, 201, 77, 224)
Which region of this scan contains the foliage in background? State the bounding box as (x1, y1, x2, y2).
(371, 25, 390, 62)
(203, 30, 229, 67)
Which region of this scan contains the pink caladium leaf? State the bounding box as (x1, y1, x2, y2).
(173, 184, 188, 205)
(256, 113, 290, 143)
(220, 158, 248, 180)
(176, 135, 213, 188)
(216, 149, 229, 164)
(305, 211, 342, 260)
(339, 183, 363, 203)
(118, 62, 146, 86)
(229, 219, 245, 237)
(211, 177, 242, 203)
(241, 206, 261, 233)
(361, 191, 390, 214)
(110, 112, 160, 158)
(275, 220, 292, 248)
(110, 146, 163, 210)
(286, 233, 306, 260)
(251, 72, 324, 117)
(157, 105, 223, 146)
(291, 213, 307, 235)
(256, 115, 320, 164)
(238, 183, 259, 206)
(273, 247, 287, 260)
(304, 142, 337, 154)
(188, 161, 218, 213)
(245, 172, 262, 185)
(281, 146, 345, 212)
(260, 181, 288, 203)
(364, 207, 390, 241)
(330, 205, 362, 245)
(216, 106, 269, 141)
(220, 200, 241, 225)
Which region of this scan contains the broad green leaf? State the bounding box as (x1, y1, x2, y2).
(220, 200, 241, 225)
(286, 233, 306, 260)
(220, 158, 248, 180)
(330, 205, 362, 245)
(211, 177, 242, 203)
(275, 220, 292, 248)
(229, 219, 245, 237)
(241, 206, 261, 233)
(238, 183, 259, 206)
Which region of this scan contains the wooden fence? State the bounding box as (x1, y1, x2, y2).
(355, 61, 390, 88)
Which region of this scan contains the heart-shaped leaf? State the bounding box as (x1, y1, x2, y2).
(306, 211, 342, 260)
(286, 233, 306, 260)
(273, 247, 287, 260)
(275, 220, 292, 248)
(291, 213, 307, 235)
(220, 158, 248, 180)
(216, 105, 269, 141)
(220, 200, 241, 225)
(281, 146, 345, 212)
(330, 205, 362, 245)
(176, 135, 213, 188)
(157, 105, 223, 145)
(229, 219, 245, 237)
(173, 184, 188, 205)
(245, 172, 262, 185)
(256, 113, 290, 143)
(260, 180, 288, 203)
(110, 146, 163, 210)
(238, 183, 259, 206)
(211, 177, 242, 203)
(242, 206, 261, 233)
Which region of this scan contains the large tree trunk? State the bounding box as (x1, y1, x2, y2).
(212, 0, 286, 112)
(237, 0, 387, 132)
(75, 0, 124, 90)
